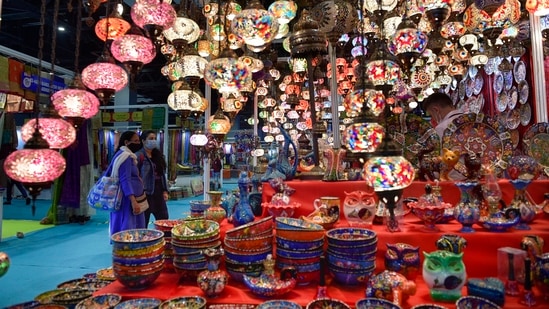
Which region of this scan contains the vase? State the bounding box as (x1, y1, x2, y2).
(204, 191, 226, 223)
(453, 182, 481, 233)
(508, 179, 537, 230)
(197, 248, 228, 298)
(423, 250, 467, 302)
(323, 148, 346, 181)
(232, 171, 255, 227)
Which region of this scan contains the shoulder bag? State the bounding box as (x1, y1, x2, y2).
(87, 154, 127, 211)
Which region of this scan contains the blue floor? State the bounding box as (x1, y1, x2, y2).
(0, 183, 237, 308)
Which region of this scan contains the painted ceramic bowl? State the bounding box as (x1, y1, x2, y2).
(326, 228, 377, 247)
(75, 279, 112, 291)
(96, 267, 116, 281)
(326, 252, 376, 270)
(225, 247, 271, 264)
(115, 269, 162, 289)
(225, 216, 274, 238)
(154, 219, 183, 237)
(32, 305, 68, 309)
(190, 200, 211, 212)
(276, 235, 324, 251)
(171, 219, 220, 242)
(356, 297, 403, 309)
(306, 298, 352, 309)
(111, 229, 165, 250)
(276, 228, 326, 242)
(409, 202, 453, 232)
(277, 255, 321, 265)
(57, 277, 96, 290)
(326, 248, 377, 262)
(112, 253, 164, 266)
(4, 301, 41, 309)
(35, 289, 65, 304)
(263, 202, 301, 219)
(455, 296, 502, 309)
(171, 239, 221, 254)
(112, 241, 165, 258)
(51, 289, 93, 307)
(275, 217, 324, 230)
(224, 233, 273, 250)
(75, 293, 122, 309)
(114, 298, 162, 309)
(329, 264, 375, 285)
(225, 261, 264, 282)
(410, 305, 448, 309)
(505, 155, 541, 180)
(480, 211, 520, 232)
(276, 247, 323, 259)
(327, 240, 378, 255)
(159, 296, 207, 309)
(243, 272, 297, 297)
(257, 300, 302, 309)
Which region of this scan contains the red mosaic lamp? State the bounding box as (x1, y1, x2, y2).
(94, 9, 131, 42)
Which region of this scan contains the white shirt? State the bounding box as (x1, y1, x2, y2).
(435, 109, 463, 141)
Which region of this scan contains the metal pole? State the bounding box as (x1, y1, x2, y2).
(530, 13, 549, 122)
(328, 43, 341, 148)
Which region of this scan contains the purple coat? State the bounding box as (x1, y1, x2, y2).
(109, 149, 146, 237)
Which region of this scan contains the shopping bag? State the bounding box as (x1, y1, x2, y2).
(87, 153, 127, 211)
(87, 175, 122, 211)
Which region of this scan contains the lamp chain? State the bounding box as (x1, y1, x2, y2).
(34, 0, 46, 120)
(49, 0, 60, 97)
(74, 0, 83, 73)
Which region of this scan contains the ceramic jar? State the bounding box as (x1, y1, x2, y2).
(232, 171, 255, 227)
(343, 190, 377, 227)
(197, 248, 228, 298)
(384, 243, 421, 281)
(453, 182, 481, 233)
(423, 250, 467, 302)
(508, 179, 537, 230)
(534, 252, 549, 301)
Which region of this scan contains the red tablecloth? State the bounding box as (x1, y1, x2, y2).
(96, 180, 549, 308)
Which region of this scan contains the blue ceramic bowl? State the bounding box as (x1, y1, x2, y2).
(159, 296, 207, 309)
(326, 228, 377, 247)
(306, 298, 351, 309)
(275, 217, 324, 230)
(112, 253, 164, 266)
(114, 298, 161, 309)
(276, 236, 324, 251)
(410, 304, 448, 309)
(51, 289, 93, 307)
(329, 264, 375, 285)
(111, 229, 165, 250)
(276, 247, 323, 259)
(225, 249, 271, 264)
(356, 298, 403, 309)
(171, 240, 221, 255)
(115, 269, 162, 290)
(173, 253, 205, 263)
(257, 300, 302, 309)
(455, 296, 502, 309)
(327, 240, 378, 255)
(326, 252, 376, 270)
(190, 200, 211, 211)
(326, 248, 377, 262)
(481, 211, 520, 232)
(172, 259, 207, 270)
(75, 293, 122, 309)
(276, 261, 321, 273)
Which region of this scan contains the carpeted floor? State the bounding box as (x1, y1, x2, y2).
(1, 220, 53, 240)
(0, 183, 238, 308)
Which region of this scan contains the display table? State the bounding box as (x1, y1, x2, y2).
(96, 180, 549, 308)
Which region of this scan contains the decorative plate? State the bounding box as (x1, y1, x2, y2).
(493, 72, 504, 94)
(34, 289, 65, 304)
(442, 113, 513, 176)
(468, 65, 479, 79)
(464, 77, 473, 98)
(484, 58, 498, 75)
(520, 103, 532, 126)
(518, 80, 529, 104)
(506, 108, 521, 130)
(468, 96, 484, 114)
(503, 71, 514, 91)
(523, 122, 549, 170)
(458, 80, 466, 100)
(473, 74, 484, 95)
(386, 113, 441, 169)
(508, 87, 518, 110)
(496, 92, 508, 113)
(514, 60, 526, 83)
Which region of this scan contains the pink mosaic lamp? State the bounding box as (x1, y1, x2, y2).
(81, 50, 129, 105)
(110, 26, 156, 85)
(21, 116, 76, 150)
(51, 75, 100, 127)
(131, 0, 176, 45)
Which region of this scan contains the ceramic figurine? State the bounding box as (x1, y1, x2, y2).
(365, 270, 417, 306)
(268, 177, 296, 206)
(232, 171, 255, 227)
(436, 234, 467, 254)
(422, 250, 467, 302)
(384, 243, 421, 281)
(508, 179, 537, 230)
(221, 189, 239, 221)
(197, 248, 228, 298)
(242, 254, 297, 297)
(466, 277, 505, 307)
(343, 190, 377, 227)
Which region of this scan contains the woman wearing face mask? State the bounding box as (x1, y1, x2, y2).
(109, 131, 147, 237)
(136, 130, 169, 226)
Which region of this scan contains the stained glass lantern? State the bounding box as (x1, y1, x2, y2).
(95, 10, 131, 42)
(51, 74, 100, 126)
(203, 49, 251, 94)
(162, 11, 201, 50)
(208, 109, 232, 141)
(178, 46, 208, 88)
(440, 21, 466, 43)
(363, 42, 402, 95)
(311, 0, 358, 44)
(190, 132, 208, 146)
(167, 82, 203, 112)
(231, 0, 279, 47)
(363, 135, 415, 232)
(269, 0, 297, 24)
(110, 29, 156, 83)
(82, 52, 129, 105)
(388, 18, 429, 76)
(131, 0, 176, 43)
(476, 0, 506, 15)
(21, 115, 76, 150)
(419, 0, 453, 30)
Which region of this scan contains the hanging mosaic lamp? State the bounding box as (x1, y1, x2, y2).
(110, 25, 156, 84)
(388, 17, 429, 76)
(231, 0, 279, 47)
(131, 0, 177, 44)
(81, 50, 129, 105)
(95, 9, 131, 42)
(51, 74, 100, 126)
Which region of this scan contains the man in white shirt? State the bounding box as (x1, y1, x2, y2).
(421, 92, 463, 141)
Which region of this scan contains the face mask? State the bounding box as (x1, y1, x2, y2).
(127, 143, 142, 153)
(144, 140, 158, 150)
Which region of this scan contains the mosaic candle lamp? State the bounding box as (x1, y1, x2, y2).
(268, 0, 298, 24)
(231, 0, 279, 47)
(130, 0, 177, 41)
(388, 18, 429, 75)
(51, 75, 100, 122)
(94, 10, 131, 42)
(204, 50, 251, 95)
(110, 32, 157, 81)
(21, 117, 76, 150)
(81, 54, 129, 105)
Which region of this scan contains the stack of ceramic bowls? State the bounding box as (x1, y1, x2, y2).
(171, 219, 221, 280)
(224, 216, 274, 282)
(190, 200, 211, 217)
(154, 219, 182, 273)
(326, 227, 377, 285)
(275, 217, 325, 285)
(111, 229, 165, 289)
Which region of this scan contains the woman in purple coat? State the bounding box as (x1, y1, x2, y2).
(109, 131, 147, 237)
